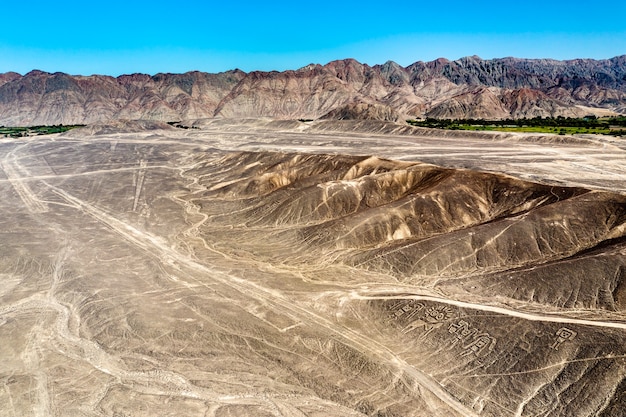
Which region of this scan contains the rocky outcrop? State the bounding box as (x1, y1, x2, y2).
(0, 72, 20, 87)
(1, 55, 625, 125)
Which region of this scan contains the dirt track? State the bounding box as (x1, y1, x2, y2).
(1, 120, 625, 416)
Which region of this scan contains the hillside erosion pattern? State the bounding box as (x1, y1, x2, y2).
(1, 55, 625, 125)
(2, 123, 626, 417)
(200, 151, 626, 312)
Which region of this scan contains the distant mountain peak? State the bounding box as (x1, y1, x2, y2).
(1, 55, 625, 125)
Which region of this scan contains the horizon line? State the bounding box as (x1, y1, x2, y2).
(3, 54, 625, 78)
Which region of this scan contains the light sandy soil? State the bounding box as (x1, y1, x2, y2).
(1, 119, 625, 416)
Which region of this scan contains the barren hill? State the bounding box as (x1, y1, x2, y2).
(2, 119, 626, 416)
(1, 56, 625, 125)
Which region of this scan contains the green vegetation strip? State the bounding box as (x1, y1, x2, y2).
(0, 124, 85, 137)
(407, 116, 626, 136)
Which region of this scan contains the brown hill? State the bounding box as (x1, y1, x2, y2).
(425, 87, 510, 119)
(501, 88, 588, 118)
(1, 56, 625, 125)
(320, 101, 400, 122)
(0, 71, 20, 87)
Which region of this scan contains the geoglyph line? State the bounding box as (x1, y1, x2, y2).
(132, 160, 147, 212)
(0, 160, 48, 213)
(45, 183, 479, 417)
(350, 292, 626, 330)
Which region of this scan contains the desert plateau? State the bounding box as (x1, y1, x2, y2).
(1, 114, 626, 416)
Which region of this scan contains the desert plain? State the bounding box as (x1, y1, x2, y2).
(1, 118, 626, 416)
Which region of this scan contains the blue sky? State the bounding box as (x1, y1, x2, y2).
(1, 0, 625, 75)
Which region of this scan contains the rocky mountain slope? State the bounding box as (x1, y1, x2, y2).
(1, 56, 625, 125)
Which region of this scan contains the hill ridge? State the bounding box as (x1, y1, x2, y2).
(1, 55, 625, 125)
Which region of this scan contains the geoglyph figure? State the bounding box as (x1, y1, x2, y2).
(550, 327, 577, 350)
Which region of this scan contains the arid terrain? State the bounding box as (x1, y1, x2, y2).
(1, 118, 626, 416)
(1, 55, 625, 126)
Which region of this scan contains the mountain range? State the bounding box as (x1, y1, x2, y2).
(1, 55, 625, 125)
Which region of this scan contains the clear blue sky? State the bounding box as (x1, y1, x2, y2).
(1, 0, 625, 76)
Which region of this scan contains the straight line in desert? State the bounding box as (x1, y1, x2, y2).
(45, 183, 479, 417)
(351, 293, 626, 330)
(0, 165, 171, 183)
(132, 160, 147, 212)
(0, 160, 48, 213)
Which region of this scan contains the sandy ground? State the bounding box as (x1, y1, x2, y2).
(0, 120, 625, 416)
